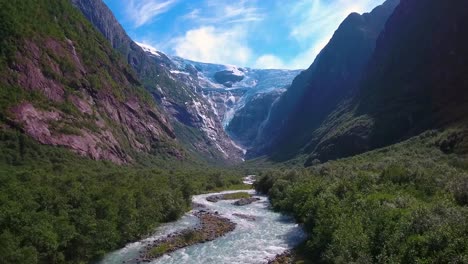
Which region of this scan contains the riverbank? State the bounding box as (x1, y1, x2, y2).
(206, 192, 251, 202)
(99, 188, 305, 264)
(139, 211, 236, 262)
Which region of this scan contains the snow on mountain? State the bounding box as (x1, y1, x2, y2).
(170, 56, 302, 128)
(135, 43, 301, 150)
(136, 42, 161, 57)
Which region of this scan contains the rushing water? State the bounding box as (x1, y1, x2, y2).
(100, 179, 305, 264)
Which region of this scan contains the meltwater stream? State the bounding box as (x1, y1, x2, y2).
(100, 178, 305, 264)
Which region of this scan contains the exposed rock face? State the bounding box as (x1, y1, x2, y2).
(5, 32, 179, 164)
(202, 89, 244, 126)
(12, 102, 126, 164)
(251, 0, 468, 165)
(71, 0, 244, 163)
(308, 0, 468, 163)
(214, 70, 245, 87)
(227, 90, 285, 148)
(169, 57, 301, 150)
(249, 0, 400, 161)
(353, 0, 468, 149)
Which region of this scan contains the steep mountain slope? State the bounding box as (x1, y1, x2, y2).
(0, 0, 182, 164)
(249, 0, 400, 161)
(305, 0, 468, 163)
(71, 0, 244, 163)
(227, 89, 285, 147)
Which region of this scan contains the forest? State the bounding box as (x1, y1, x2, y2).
(255, 129, 468, 263)
(0, 130, 244, 263)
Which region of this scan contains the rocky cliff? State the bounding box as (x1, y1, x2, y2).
(313, 0, 468, 162)
(168, 56, 300, 149)
(253, 0, 468, 165)
(71, 0, 244, 163)
(0, 0, 181, 164)
(227, 90, 285, 148)
(249, 0, 400, 161)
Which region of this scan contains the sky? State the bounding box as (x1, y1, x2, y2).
(103, 0, 386, 69)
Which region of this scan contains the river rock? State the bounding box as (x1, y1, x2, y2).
(141, 211, 236, 261)
(233, 197, 261, 206)
(206, 195, 223, 202)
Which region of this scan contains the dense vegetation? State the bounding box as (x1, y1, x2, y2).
(255, 129, 468, 263)
(0, 2, 246, 263)
(0, 129, 243, 264)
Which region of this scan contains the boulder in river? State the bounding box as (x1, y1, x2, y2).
(233, 197, 261, 206)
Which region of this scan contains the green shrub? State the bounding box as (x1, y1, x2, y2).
(254, 130, 468, 263)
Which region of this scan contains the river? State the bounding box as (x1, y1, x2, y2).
(99, 178, 305, 264)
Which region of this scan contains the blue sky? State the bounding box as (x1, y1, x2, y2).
(103, 0, 385, 69)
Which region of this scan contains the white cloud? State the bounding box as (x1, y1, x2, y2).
(254, 36, 328, 69)
(171, 26, 252, 66)
(182, 0, 264, 25)
(254, 55, 286, 69)
(130, 0, 386, 69)
(127, 0, 177, 28)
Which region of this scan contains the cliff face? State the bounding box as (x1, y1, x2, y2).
(256, 0, 468, 165)
(71, 0, 244, 163)
(227, 90, 285, 148)
(0, 0, 181, 164)
(355, 0, 468, 148)
(249, 0, 400, 161)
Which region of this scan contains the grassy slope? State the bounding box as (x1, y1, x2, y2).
(254, 128, 468, 263)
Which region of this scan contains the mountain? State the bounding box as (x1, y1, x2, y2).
(167, 56, 301, 147)
(0, 0, 183, 164)
(71, 0, 244, 163)
(227, 89, 285, 148)
(136, 45, 300, 156)
(352, 0, 468, 154)
(304, 0, 468, 164)
(249, 0, 400, 161)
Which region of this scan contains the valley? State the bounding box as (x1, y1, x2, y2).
(100, 179, 305, 264)
(0, 0, 467, 263)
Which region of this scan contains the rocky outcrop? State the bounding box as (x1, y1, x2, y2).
(3, 8, 181, 164)
(306, 0, 468, 163)
(214, 69, 245, 87)
(227, 90, 285, 147)
(12, 102, 128, 164)
(169, 57, 300, 151)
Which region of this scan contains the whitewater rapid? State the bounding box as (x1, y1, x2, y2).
(99, 180, 305, 264)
